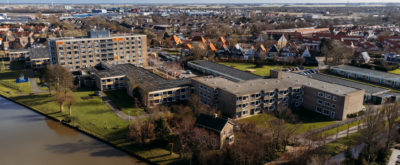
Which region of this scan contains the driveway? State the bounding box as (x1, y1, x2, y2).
(388, 149, 400, 165)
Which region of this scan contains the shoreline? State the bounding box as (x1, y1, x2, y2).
(0, 93, 160, 165)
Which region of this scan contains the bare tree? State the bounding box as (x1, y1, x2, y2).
(356, 106, 386, 163)
(66, 91, 76, 115)
(382, 103, 400, 149)
(54, 90, 67, 113)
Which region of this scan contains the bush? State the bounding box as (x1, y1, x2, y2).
(395, 146, 400, 150)
(230, 65, 236, 68)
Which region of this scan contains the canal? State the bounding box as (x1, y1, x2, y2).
(0, 96, 147, 165)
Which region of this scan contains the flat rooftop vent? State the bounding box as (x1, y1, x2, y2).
(337, 89, 340, 92)
(308, 83, 311, 85)
(225, 87, 227, 89)
(237, 85, 240, 87)
(264, 82, 267, 84)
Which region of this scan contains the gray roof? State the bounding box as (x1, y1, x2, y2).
(28, 47, 50, 59)
(310, 74, 389, 95)
(195, 113, 232, 132)
(189, 60, 262, 81)
(331, 65, 400, 81)
(93, 62, 191, 92)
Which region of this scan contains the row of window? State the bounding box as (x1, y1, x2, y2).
(59, 37, 142, 45)
(60, 55, 142, 60)
(150, 88, 188, 98)
(316, 106, 335, 118)
(58, 45, 142, 51)
(59, 50, 142, 55)
(318, 92, 337, 101)
(316, 99, 336, 109)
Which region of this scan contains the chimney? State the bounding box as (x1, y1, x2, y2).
(213, 113, 217, 118)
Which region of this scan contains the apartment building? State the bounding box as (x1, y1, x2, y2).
(80, 62, 193, 106)
(47, 30, 147, 71)
(190, 61, 364, 120)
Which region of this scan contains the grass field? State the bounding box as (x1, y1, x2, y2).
(218, 62, 315, 76)
(0, 69, 33, 94)
(389, 69, 400, 75)
(238, 110, 336, 134)
(103, 89, 145, 116)
(324, 132, 360, 156)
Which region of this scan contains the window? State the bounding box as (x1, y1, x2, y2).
(332, 104, 336, 109)
(324, 101, 330, 107)
(323, 109, 329, 115)
(333, 96, 337, 101)
(295, 101, 301, 107)
(255, 100, 261, 106)
(74, 56, 79, 59)
(80, 41, 85, 44)
(73, 41, 78, 44)
(236, 104, 242, 110)
(284, 103, 288, 107)
(325, 94, 331, 100)
(278, 98, 283, 102)
(80, 45, 85, 48)
(59, 52, 64, 55)
(199, 84, 202, 89)
(330, 111, 335, 118)
(318, 92, 324, 97)
(269, 105, 275, 110)
(317, 99, 323, 105)
(58, 47, 64, 50)
(60, 57, 65, 60)
(296, 95, 302, 100)
(242, 96, 249, 101)
(283, 96, 289, 102)
(283, 89, 289, 95)
(316, 106, 322, 113)
(60, 62, 65, 65)
(269, 98, 275, 103)
(242, 103, 249, 108)
(255, 107, 261, 112)
(236, 96, 242, 102)
(242, 110, 248, 115)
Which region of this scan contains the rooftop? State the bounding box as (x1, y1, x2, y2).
(331, 65, 400, 81)
(193, 72, 361, 96)
(93, 63, 191, 92)
(28, 47, 50, 59)
(310, 74, 389, 95)
(194, 113, 232, 132)
(189, 60, 262, 81)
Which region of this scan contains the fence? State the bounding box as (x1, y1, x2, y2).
(0, 80, 21, 90)
(304, 114, 368, 137)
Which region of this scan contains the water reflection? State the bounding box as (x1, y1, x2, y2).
(45, 118, 79, 139)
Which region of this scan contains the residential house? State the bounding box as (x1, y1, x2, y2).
(229, 44, 246, 59)
(181, 44, 193, 56)
(267, 45, 279, 57)
(170, 35, 182, 47)
(191, 36, 206, 45)
(194, 113, 235, 149)
(217, 44, 229, 57)
(254, 44, 267, 59)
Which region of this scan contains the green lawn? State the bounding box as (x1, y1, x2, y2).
(103, 89, 145, 116)
(313, 120, 363, 138)
(238, 110, 336, 134)
(218, 62, 315, 76)
(389, 69, 400, 75)
(324, 132, 360, 156)
(0, 69, 33, 94)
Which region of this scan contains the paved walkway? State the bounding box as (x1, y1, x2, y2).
(99, 91, 157, 122)
(388, 149, 400, 165)
(27, 69, 47, 94)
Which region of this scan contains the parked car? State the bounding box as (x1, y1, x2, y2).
(155, 47, 162, 49)
(94, 91, 100, 96)
(283, 68, 291, 72)
(309, 70, 316, 74)
(304, 71, 311, 75)
(299, 71, 305, 75)
(299, 66, 305, 70)
(397, 155, 400, 159)
(362, 107, 366, 111)
(289, 68, 294, 71)
(187, 70, 192, 74)
(294, 67, 299, 71)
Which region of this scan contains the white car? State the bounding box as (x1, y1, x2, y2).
(362, 106, 366, 111)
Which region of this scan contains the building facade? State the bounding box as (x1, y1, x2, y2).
(47, 31, 147, 71)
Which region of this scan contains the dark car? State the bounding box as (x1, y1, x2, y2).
(95, 91, 100, 96)
(299, 66, 305, 70)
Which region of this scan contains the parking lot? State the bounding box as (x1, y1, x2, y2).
(283, 67, 320, 76)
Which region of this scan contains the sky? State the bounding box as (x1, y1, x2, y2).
(7, 0, 400, 4)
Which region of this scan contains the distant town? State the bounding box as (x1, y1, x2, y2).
(0, 3, 400, 165)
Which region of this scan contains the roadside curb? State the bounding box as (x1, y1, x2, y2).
(0, 93, 163, 165)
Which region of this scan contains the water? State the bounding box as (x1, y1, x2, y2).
(0, 96, 148, 165)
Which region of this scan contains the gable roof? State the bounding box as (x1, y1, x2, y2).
(217, 37, 226, 43)
(182, 44, 193, 50)
(209, 43, 217, 52)
(170, 35, 182, 44)
(268, 45, 279, 53)
(191, 36, 206, 44)
(195, 113, 232, 132)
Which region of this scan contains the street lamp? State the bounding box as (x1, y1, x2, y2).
(128, 111, 130, 123)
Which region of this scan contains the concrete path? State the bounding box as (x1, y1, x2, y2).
(388, 149, 400, 165)
(99, 91, 158, 122)
(27, 69, 47, 94)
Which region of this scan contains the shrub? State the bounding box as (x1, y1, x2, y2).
(230, 65, 236, 68)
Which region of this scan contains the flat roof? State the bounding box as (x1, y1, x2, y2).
(93, 63, 191, 92)
(331, 65, 400, 81)
(310, 74, 389, 95)
(193, 72, 361, 96)
(29, 47, 50, 59)
(189, 60, 262, 81)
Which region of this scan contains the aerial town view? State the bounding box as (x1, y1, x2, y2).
(1, 1, 400, 165)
